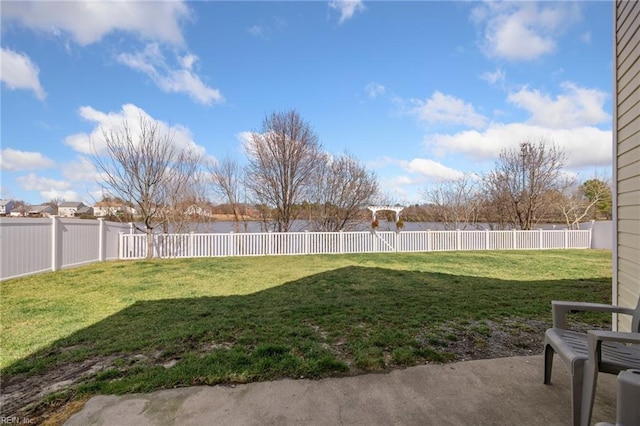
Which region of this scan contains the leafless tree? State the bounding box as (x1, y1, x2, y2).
(209, 155, 247, 232)
(46, 197, 62, 215)
(422, 173, 482, 230)
(307, 152, 379, 231)
(90, 115, 202, 257)
(483, 139, 566, 230)
(157, 153, 206, 234)
(244, 110, 324, 232)
(556, 175, 612, 229)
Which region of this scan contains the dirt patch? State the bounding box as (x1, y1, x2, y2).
(1, 355, 117, 424)
(1, 318, 605, 425)
(438, 318, 548, 361)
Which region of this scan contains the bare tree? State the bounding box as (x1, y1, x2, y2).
(422, 173, 482, 230)
(483, 139, 566, 230)
(557, 176, 613, 229)
(209, 155, 247, 232)
(91, 115, 202, 257)
(244, 110, 324, 232)
(45, 197, 63, 215)
(307, 152, 379, 231)
(157, 152, 205, 234)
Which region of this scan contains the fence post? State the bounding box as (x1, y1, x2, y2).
(98, 218, 106, 261)
(485, 229, 490, 250)
(190, 231, 194, 257)
(394, 231, 399, 252)
(51, 216, 61, 272)
(118, 232, 124, 259)
(564, 228, 569, 249)
(512, 229, 517, 250)
(456, 229, 461, 251)
(372, 230, 378, 253)
(305, 230, 310, 254)
(427, 229, 432, 252)
(339, 230, 344, 254)
(538, 228, 543, 250)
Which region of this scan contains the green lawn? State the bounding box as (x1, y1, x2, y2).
(1, 250, 612, 416)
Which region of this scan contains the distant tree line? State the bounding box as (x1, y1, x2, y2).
(84, 110, 611, 256)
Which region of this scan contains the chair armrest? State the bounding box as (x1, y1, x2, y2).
(551, 301, 636, 329)
(586, 330, 640, 366)
(586, 330, 640, 346)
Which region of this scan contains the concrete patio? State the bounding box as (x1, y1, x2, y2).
(65, 355, 619, 425)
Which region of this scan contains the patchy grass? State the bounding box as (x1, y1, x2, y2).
(1, 250, 612, 420)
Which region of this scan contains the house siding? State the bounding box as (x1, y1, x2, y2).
(614, 0, 640, 331)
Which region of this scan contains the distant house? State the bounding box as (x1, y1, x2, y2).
(0, 199, 15, 216)
(78, 205, 94, 216)
(185, 204, 213, 218)
(9, 207, 26, 217)
(24, 205, 55, 217)
(58, 202, 87, 218)
(93, 200, 133, 217)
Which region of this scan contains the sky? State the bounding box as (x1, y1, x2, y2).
(0, 0, 614, 206)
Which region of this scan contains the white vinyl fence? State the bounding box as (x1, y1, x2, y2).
(0, 217, 132, 281)
(0, 218, 594, 281)
(119, 228, 592, 259)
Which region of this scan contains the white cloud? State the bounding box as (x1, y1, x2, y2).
(379, 175, 415, 203)
(248, 25, 264, 37)
(180, 53, 198, 71)
(117, 43, 223, 105)
(2, 1, 190, 46)
(409, 92, 487, 128)
(480, 68, 506, 86)
(428, 123, 612, 170)
(246, 17, 286, 39)
(508, 82, 609, 128)
(0, 47, 46, 100)
(42, 190, 81, 203)
(62, 157, 98, 183)
(473, 2, 580, 61)
(17, 173, 70, 191)
(64, 103, 206, 159)
(236, 131, 256, 147)
(0, 148, 55, 171)
(373, 158, 466, 205)
(365, 82, 385, 99)
(400, 158, 465, 181)
(329, 0, 366, 24)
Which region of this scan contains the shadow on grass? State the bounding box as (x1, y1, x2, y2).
(1, 266, 611, 417)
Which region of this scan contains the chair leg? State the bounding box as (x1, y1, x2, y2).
(544, 344, 554, 384)
(580, 359, 598, 426)
(570, 360, 585, 426)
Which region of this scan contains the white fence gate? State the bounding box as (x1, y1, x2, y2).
(119, 229, 592, 259)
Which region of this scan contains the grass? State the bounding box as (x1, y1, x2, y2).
(0, 250, 612, 416)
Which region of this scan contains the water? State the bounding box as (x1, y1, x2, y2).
(144, 220, 491, 234)
(133, 220, 589, 234)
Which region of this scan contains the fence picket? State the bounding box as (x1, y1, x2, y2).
(117, 229, 592, 260)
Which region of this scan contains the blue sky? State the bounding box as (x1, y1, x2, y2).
(1, 1, 613, 205)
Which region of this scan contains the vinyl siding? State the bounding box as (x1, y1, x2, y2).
(615, 0, 640, 331)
